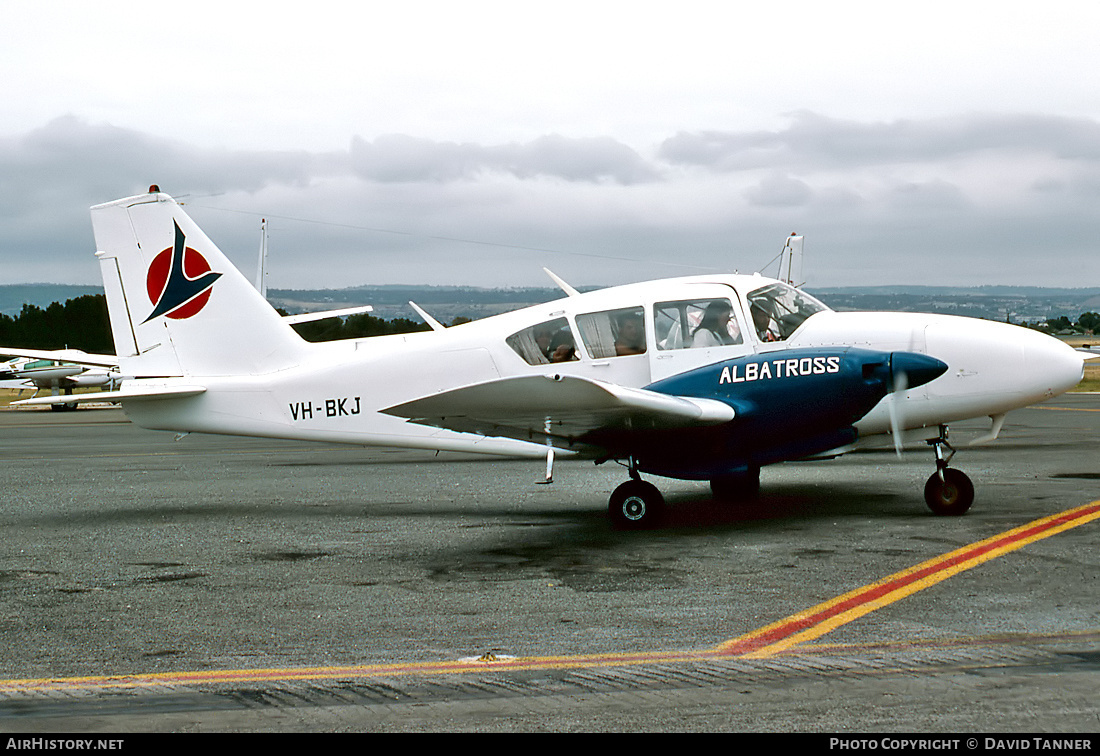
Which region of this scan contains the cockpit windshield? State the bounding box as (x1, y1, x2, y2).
(746, 282, 829, 342)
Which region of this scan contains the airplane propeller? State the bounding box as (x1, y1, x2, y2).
(887, 368, 909, 456)
(884, 351, 948, 456)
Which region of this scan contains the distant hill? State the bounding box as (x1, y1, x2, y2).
(0, 284, 105, 316)
(266, 285, 593, 322)
(811, 284, 1100, 300)
(3, 283, 1099, 324)
(809, 286, 1100, 323)
(0, 283, 576, 320)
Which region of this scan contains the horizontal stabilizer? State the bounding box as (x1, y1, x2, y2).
(13, 383, 206, 407)
(281, 305, 374, 325)
(383, 374, 734, 446)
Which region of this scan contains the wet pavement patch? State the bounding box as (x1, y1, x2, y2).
(251, 550, 332, 562)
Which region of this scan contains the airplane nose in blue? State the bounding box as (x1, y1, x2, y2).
(891, 352, 948, 389)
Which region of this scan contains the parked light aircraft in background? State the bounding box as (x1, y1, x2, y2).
(1, 349, 120, 408)
(16, 188, 1087, 528)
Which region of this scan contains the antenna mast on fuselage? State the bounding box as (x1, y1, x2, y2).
(779, 232, 804, 287)
(256, 218, 268, 298)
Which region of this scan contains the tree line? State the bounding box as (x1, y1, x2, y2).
(0, 295, 114, 352)
(2, 293, 1095, 355)
(289, 311, 433, 341)
(0, 294, 435, 354)
(1043, 312, 1100, 334)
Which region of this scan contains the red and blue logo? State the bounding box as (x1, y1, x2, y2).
(144, 221, 222, 322)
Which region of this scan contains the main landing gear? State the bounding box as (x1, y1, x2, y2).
(608, 461, 666, 530)
(607, 461, 761, 529)
(49, 388, 78, 412)
(924, 426, 974, 516)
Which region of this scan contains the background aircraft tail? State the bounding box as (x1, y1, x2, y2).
(92, 188, 307, 377)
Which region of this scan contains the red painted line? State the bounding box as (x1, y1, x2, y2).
(2, 503, 1097, 693)
(715, 501, 1100, 656)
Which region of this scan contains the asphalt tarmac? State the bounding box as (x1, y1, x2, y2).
(0, 396, 1097, 733)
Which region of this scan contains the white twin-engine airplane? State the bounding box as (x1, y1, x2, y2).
(1, 351, 120, 402)
(17, 188, 1087, 528)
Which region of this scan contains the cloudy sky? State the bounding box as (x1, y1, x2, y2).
(3, 1, 1100, 291)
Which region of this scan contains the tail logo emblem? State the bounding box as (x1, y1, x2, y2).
(144, 221, 223, 322)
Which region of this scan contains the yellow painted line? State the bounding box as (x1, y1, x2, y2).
(785, 628, 1100, 656)
(0, 651, 713, 693)
(1, 502, 1098, 694)
(1030, 405, 1100, 412)
(714, 501, 1100, 658)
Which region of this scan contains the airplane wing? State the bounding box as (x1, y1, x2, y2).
(0, 347, 117, 368)
(12, 383, 206, 407)
(382, 374, 735, 449)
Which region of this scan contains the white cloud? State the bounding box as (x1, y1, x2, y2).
(745, 172, 814, 207)
(3, 112, 1100, 290)
(347, 134, 659, 184)
(4, 3, 1100, 290)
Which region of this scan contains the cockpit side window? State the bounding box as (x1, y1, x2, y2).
(506, 317, 578, 364)
(654, 298, 743, 350)
(746, 282, 828, 342)
(575, 307, 646, 359)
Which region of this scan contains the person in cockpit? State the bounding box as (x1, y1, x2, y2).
(691, 301, 739, 347)
(614, 312, 646, 355)
(751, 303, 779, 342)
(534, 326, 554, 359)
(548, 330, 577, 362)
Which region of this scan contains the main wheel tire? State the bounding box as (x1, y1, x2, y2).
(924, 468, 974, 516)
(608, 480, 665, 530)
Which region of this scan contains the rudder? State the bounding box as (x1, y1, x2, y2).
(93, 188, 306, 378)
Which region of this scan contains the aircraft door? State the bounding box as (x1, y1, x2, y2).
(573, 306, 652, 387)
(649, 288, 753, 382)
(504, 310, 651, 386)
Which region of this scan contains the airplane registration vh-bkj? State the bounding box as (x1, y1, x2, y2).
(17, 187, 1088, 529)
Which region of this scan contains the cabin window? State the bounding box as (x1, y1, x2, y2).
(506, 317, 579, 364)
(654, 298, 743, 350)
(575, 307, 646, 359)
(745, 282, 828, 342)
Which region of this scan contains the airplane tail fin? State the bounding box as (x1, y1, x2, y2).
(92, 188, 307, 377)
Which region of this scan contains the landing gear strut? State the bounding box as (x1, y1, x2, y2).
(608, 460, 665, 530)
(710, 466, 760, 503)
(924, 426, 974, 516)
(49, 388, 77, 412)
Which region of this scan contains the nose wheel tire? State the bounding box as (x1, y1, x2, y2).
(924, 468, 974, 516)
(609, 480, 665, 530)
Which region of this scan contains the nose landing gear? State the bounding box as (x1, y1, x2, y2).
(924, 427, 974, 516)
